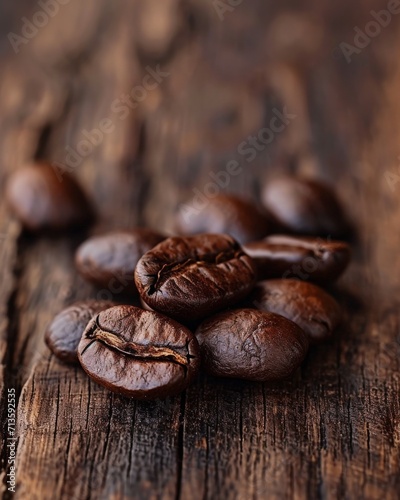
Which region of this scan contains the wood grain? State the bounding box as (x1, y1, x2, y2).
(1, 0, 400, 499)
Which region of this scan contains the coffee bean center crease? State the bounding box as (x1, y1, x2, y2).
(83, 318, 191, 367)
(147, 250, 243, 295)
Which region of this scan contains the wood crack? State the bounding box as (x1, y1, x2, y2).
(175, 391, 186, 500)
(1, 229, 25, 500)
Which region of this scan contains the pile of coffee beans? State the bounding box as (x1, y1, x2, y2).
(7, 164, 352, 399)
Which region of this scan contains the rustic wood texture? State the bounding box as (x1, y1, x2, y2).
(1, 1, 400, 499)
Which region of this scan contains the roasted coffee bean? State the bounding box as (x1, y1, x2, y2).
(6, 162, 94, 231)
(243, 235, 351, 282)
(261, 176, 350, 238)
(176, 194, 272, 244)
(135, 234, 256, 322)
(75, 229, 165, 294)
(195, 308, 309, 381)
(247, 279, 341, 343)
(45, 300, 114, 364)
(78, 305, 200, 399)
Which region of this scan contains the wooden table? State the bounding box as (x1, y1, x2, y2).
(1, 1, 399, 499)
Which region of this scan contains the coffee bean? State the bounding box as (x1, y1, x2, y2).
(176, 194, 272, 244)
(246, 279, 341, 342)
(75, 229, 165, 295)
(261, 176, 350, 238)
(6, 162, 94, 231)
(45, 300, 114, 364)
(195, 308, 309, 381)
(243, 235, 351, 282)
(78, 305, 200, 399)
(135, 234, 256, 322)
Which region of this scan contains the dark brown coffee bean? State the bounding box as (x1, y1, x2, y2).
(243, 235, 351, 282)
(45, 300, 114, 364)
(75, 229, 165, 295)
(135, 234, 256, 322)
(247, 279, 341, 343)
(195, 308, 309, 381)
(6, 162, 94, 231)
(261, 176, 350, 238)
(78, 305, 200, 399)
(176, 194, 272, 244)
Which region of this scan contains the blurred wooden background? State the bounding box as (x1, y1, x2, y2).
(1, 1, 400, 499)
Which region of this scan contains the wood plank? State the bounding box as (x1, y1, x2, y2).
(1, 0, 400, 499)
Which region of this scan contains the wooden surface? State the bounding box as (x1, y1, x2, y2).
(1, 1, 400, 499)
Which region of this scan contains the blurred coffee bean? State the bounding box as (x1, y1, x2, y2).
(243, 234, 351, 282)
(195, 308, 309, 381)
(247, 279, 342, 343)
(176, 194, 272, 244)
(45, 300, 114, 364)
(75, 229, 165, 295)
(261, 176, 350, 238)
(6, 162, 94, 232)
